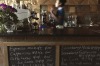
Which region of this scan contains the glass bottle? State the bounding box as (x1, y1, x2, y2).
(41, 10, 47, 24)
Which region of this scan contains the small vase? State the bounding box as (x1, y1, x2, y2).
(4, 24, 15, 33)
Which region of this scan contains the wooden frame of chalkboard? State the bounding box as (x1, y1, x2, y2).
(5, 42, 60, 66)
(1, 41, 100, 66)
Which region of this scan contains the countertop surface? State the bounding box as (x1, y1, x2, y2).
(1, 26, 100, 37)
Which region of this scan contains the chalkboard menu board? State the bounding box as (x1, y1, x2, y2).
(60, 45, 100, 66)
(8, 46, 55, 66)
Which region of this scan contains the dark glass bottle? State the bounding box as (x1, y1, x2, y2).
(41, 10, 47, 24)
(32, 22, 39, 30)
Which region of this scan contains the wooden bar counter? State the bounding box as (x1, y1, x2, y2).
(0, 26, 100, 66)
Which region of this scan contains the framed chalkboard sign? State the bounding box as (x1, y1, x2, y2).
(60, 45, 100, 66)
(8, 46, 55, 66)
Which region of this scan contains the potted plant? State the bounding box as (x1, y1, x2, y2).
(0, 3, 19, 33)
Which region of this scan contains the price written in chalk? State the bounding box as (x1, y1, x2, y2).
(8, 46, 55, 66)
(60, 45, 100, 66)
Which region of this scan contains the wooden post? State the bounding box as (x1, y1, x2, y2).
(3, 46, 9, 66)
(56, 45, 60, 66)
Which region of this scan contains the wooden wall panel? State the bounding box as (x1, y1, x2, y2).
(68, 0, 89, 5)
(98, 0, 100, 4)
(90, 5, 97, 12)
(79, 0, 89, 5)
(88, 0, 98, 5)
(39, 0, 56, 5)
(68, 0, 78, 5)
